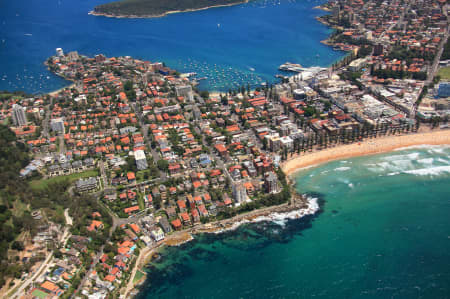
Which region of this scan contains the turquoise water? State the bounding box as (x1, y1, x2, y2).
(138, 146, 450, 298)
(0, 0, 343, 93)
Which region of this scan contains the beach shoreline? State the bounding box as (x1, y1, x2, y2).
(47, 83, 75, 96)
(281, 129, 450, 177)
(125, 129, 450, 297)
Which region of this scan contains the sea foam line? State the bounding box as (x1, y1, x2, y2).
(403, 165, 450, 176)
(213, 197, 320, 233)
(393, 144, 450, 152)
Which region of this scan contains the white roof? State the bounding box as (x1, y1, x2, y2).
(134, 149, 146, 160)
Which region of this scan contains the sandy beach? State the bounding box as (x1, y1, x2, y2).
(48, 83, 75, 96)
(282, 129, 450, 177)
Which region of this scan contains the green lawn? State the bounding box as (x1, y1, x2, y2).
(437, 66, 450, 80)
(30, 169, 99, 190)
(137, 193, 145, 210)
(133, 269, 145, 284)
(31, 289, 49, 299)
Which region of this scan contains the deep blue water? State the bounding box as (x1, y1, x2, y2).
(0, 0, 344, 93)
(138, 146, 450, 298)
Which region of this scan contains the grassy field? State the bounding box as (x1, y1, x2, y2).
(30, 169, 99, 190)
(31, 289, 48, 299)
(137, 193, 145, 210)
(437, 66, 450, 80)
(133, 269, 146, 284)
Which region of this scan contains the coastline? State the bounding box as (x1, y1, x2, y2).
(281, 129, 450, 177)
(47, 83, 75, 96)
(124, 193, 319, 297)
(313, 5, 331, 12)
(125, 129, 450, 297)
(89, 0, 249, 19)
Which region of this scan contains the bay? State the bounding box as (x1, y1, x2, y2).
(138, 146, 450, 299)
(0, 0, 343, 93)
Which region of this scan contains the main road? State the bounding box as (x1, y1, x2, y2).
(132, 102, 166, 180)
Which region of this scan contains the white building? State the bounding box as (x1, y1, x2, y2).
(232, 182, 247, 203)
(12, 104, 27, 126)
(175, 85, 194, 102)
(56, 48, 64, 57)
(134, 150, 148, 170)
(280, 136, 294, 150)
(151, 227, 165, 242)
(50, 117, 65, 134)
(348, 58, 367, 72)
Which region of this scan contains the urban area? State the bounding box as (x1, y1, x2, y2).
(0, 0, 449, 298)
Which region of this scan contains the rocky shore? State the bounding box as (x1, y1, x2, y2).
(124, 189, 318, 297)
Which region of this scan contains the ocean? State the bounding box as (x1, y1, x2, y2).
(137, 146, 450, 299)
(0, 0, 344, 93)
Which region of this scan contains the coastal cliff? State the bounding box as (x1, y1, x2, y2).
(91, 0, 249, 18)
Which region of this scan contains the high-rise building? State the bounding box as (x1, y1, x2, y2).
(264, 171, 279, 194)
(175, 85, 194, 102)
(373, 44, 384, 56)
(50, 117, 65, 134)
(95, 54, 106, 63)
(56, 48, 64, 57)
(232, 182, 247, 203)
(134, 150, 148, 170)
(12, 104, 27, 126)
(67, 51, 79, 62)
(332, 5, 340, 18)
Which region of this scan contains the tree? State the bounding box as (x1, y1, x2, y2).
(124, 80, 133, 91)
(11, 241, 24, 251)
(200, 90, 209, 100)
(157, 159, 169, 171)
(262, 138, 268, 150)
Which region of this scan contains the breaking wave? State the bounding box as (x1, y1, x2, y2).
(334, 166, 351, 172)
(365, 146, 450, 177)
(213, 196, 320, 232)
(402, 165, 450, 177)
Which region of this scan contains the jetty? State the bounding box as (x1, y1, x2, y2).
(279, 62, 304, 73)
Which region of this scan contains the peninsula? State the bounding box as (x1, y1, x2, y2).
(91, 0, 249, 18)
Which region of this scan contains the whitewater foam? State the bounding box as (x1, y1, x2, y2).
(437, 158, 450, 164)
(417, 158, 434, 165)
(251, 197, 320, 226)
(212, 197, 320, 233)
(334, 166, 351, 172)
(393, 144, 450, 152)
(384, 152, 420, 161)
(403, 165, 450, 177)
(392, 159, 414, 169)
